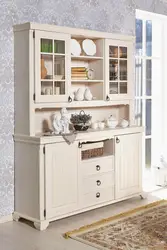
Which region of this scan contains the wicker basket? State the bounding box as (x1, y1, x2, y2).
(81, 147, 104, 160)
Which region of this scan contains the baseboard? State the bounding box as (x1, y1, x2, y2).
(0, 214, 13, 224)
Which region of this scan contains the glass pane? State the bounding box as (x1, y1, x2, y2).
(41, 81, 53, 95)
(145, 138, 151, 169)
(109, 60, 118, 81)
(54, 56, 65, 80)
(146, 20, 152, 57)
(136, 19, 143, 56)
(135, 99, 143, 126)
(109, 82, 118, 94)
(109, 46, 118, 58)
(41, 39, 53, 53)
(120, 47, 127, 58)
(54, 81, 65, 95)
(120, 82, 127, 94)
(120, 60, 127, 80)
(146, 60, 152, 96)
(146, 99, 152, 135)
(41, 55, 53, 79)
(135, 58, 143, 96)
(54, 40, 65, 54)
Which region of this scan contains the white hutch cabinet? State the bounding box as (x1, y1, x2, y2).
(13, 22, 144, 230)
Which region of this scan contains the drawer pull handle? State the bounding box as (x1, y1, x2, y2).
(68, 96, 72, 102)
(96, 192, 100, 198)
(116, 137, 120, 143)
(96, 165, 100, 171)
(106, 95, 110, 101)
(96, 180, 101, 186)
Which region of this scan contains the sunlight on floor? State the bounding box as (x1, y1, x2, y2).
(151, 188, 167, 199)
(142, 168, 167, 199)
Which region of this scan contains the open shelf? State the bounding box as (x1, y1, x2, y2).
(81, 139, 114, 161)
(71, 80, 104, 83)
(71, 56, 103, 61)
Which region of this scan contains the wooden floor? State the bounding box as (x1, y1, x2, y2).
(0, 188, 167, 250)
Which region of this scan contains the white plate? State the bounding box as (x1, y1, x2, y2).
(82, 39, 96, 56)
(71, 39, 81, 56)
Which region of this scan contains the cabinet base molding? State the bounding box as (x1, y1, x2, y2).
(0, 214, 13, 224)
(12, 212, 21, 222)
(140, 192, 148, 200)
(13, 192, 143, 230)
(34, 221, 49, 231)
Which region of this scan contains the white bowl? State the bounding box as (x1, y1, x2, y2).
(106, 120, 118, 128)
(54, 75, 63, 80)
(120, 119, 129, 128)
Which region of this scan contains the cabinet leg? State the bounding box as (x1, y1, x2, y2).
(140, 192, 147, 200)
(13, 213, 20, 222)
(34, 221, 49, 231)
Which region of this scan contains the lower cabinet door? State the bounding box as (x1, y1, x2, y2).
(115, 133, 142, 199)
(45, 142, 78, 219)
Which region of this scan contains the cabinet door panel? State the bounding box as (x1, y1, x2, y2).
(105, 39, 133, 101)
(45, 142, 78, 218)
(115, 133, 142, 199)
(35, 30, 70, 103)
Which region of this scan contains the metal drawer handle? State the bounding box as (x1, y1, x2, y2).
(68, 96, 72, 102)
(116, 137, 120, 143)
(96, 192, 100, 198)
(106, 95, 110, 101)
(96, 165, 101, 171)
(96, 180, 101, 186)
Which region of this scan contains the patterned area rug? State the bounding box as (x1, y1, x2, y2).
(64, 200, 167, 250)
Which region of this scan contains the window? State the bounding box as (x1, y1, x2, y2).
(135, 10, 163, 181)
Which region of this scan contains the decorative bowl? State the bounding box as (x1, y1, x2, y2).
(120, 119, 129, 128)
(73, 124, 89, 131)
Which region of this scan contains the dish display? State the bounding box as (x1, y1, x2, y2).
(71, 39, 81, 56)
(82, 39, 96, 56)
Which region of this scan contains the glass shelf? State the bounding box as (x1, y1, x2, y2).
(108, 45, 128, 95)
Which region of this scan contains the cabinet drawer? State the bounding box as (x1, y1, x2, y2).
(81, 186, 114, 207)
(80, 156, 114, 177)
(82, 172, 114, 194)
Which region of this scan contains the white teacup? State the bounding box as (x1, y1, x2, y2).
(91, 122, 98, 130)
(45, 87, 52, 95)
(98, 122, 105, 129)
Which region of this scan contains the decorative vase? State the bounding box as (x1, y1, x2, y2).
(74, 88, 84, 101)
(41, 58, 47, 79)
(84, 87, 93, 101)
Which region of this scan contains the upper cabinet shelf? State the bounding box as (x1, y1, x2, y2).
(32, 28, 133, 105)
(71, 55, 103, 61)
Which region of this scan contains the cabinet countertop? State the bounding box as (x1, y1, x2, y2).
(14, 126, 144, 145)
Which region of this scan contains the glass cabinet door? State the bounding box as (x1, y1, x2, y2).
(105, 40, 131, 100)
(35, 31, 70, 103)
